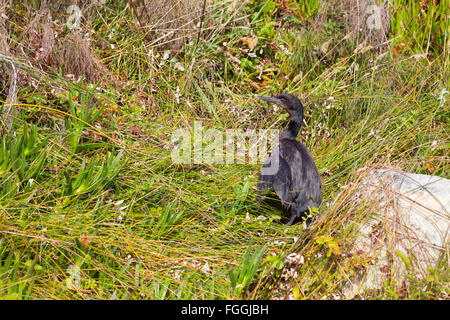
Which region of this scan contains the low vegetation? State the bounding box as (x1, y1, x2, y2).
(0, 0, 448, 299)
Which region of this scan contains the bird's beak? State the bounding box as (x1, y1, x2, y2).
(256, 96, 286, 109)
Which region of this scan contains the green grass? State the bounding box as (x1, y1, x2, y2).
(0, 0, 448, 300)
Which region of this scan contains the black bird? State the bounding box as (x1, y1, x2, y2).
(256, 93, 322, 226)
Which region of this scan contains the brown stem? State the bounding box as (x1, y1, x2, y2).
(129, 0, 144, 30)
(194, 0, 207, 51)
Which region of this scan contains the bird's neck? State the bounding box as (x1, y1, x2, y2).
(280, 113, 302, 140)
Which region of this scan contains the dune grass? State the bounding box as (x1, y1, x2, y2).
(0, 0, 448, 299)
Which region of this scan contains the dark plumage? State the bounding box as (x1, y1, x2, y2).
(256, 93, 322, 226)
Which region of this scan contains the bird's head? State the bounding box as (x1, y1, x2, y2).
(256, 93, 303, 116)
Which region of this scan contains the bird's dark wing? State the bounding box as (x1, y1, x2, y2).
(279, 140, 322, 212)
(256, 150, 276, 191)
(256, 145, 295, 208)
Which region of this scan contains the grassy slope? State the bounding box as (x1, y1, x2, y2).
(0, 0, 448, 299)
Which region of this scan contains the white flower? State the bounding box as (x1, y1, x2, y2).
(201, 262, 212, 274)
(114, 199, 125, 206)
(174, 86, 181, 104)
(160, 50, 171, 66)
(174, 62, 185, 72)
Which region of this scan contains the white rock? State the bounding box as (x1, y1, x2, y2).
(342, 167, 449, 298)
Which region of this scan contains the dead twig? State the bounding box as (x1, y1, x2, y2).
(194, 0, 207, 52)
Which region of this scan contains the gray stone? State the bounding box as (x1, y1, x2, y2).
(342, 167, 449, 298)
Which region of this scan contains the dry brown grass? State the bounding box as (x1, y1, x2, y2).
(0, 2, 9, 97)
(132, 0, 203, 50)
(23, 0, 54, 64)
(0, 1, 108, 87)
(11, 1, 113, 85)
(0, 1, 10, 57)
(51, 32, 110, 83)
(343, 0, 390, 49)
(0, 0, 17, 130)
